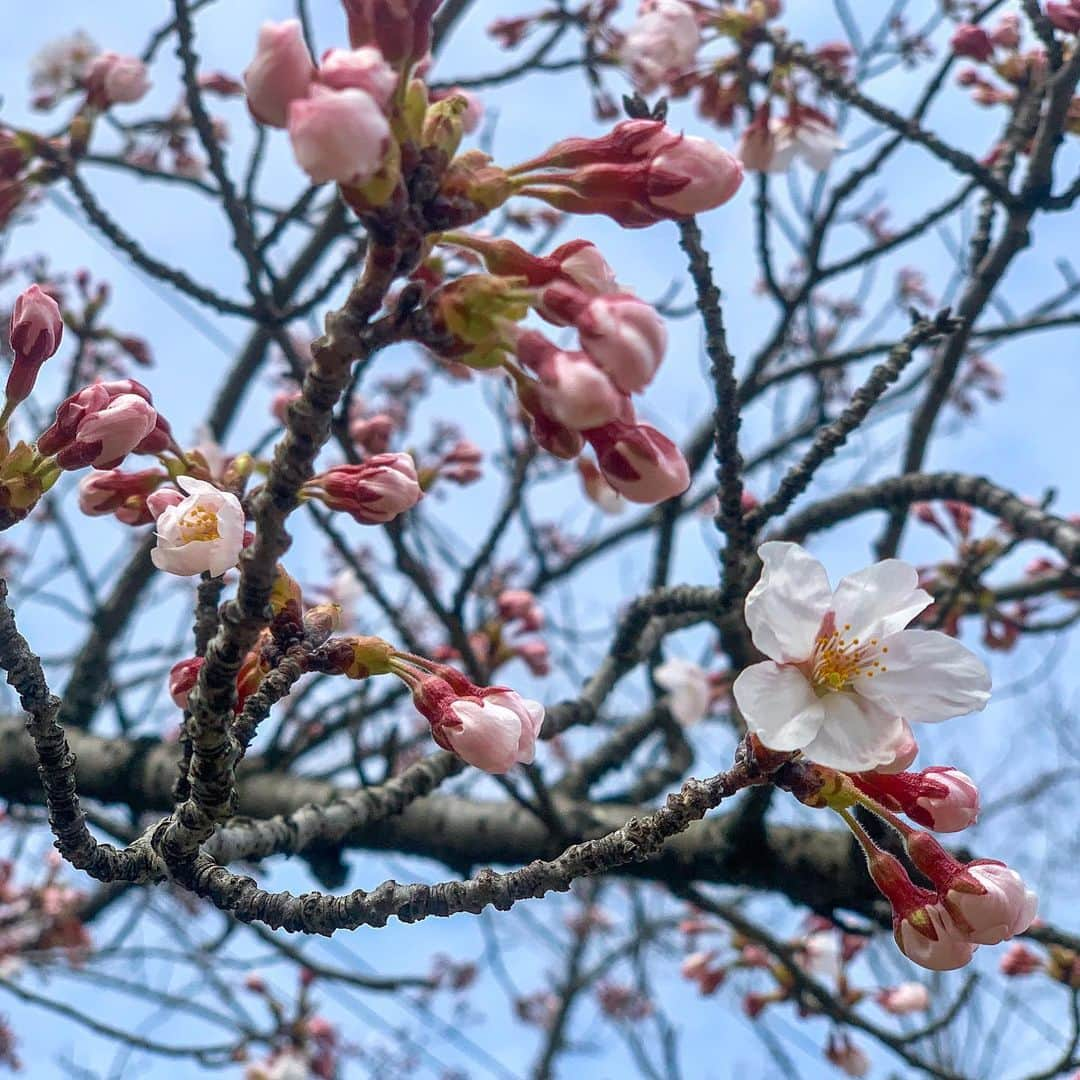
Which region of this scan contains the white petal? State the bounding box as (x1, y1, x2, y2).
(655, 658, 710, 726)
(176, 475, 221, 497)
(831, 559, 932, 642)
(733, 662, 824, 751)
(855, 630, 990, 723)
(800, 692, 907, 772)
(744, 542, 832, 662)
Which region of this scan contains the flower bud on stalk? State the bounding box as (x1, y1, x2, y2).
(78, 467, 166, 526)
(244, 20, 316, 128)
(584, 420, 690, 504)
(853, 766, 980, 833)
(507, 120, 743, 228)
(305, 453, 422, 524)
(4, 284, 64, 423)
(37, 383, 160, 470)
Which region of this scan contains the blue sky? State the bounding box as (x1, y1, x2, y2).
(1, 1, 1079, 1077)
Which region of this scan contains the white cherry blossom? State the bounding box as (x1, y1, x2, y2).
(150, 476, 245, 578)
(655, 657, 711, 726)
(732, 542, 990, 772)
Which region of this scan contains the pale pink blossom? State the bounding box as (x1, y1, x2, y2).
(86, 52, 150, 106)
(150, 476, 246, 578)
(732, 543, 991, 772)
(801, 929, 843, 983)
(586, 421, 691, 504)
(69, 393, 158, 469)
(553, 241, 619, 295)
(318, 46, 396, 108)
(622, 0, 701, 94)
(895, 903, 979, 971)
(244, 20, 316, 128)
(287, 86, 390, 184)
(770, 107, 845, 172)
(308, 453, 422, 524)
(876, 982, 930, 1015)
(655, 657, 711, 726)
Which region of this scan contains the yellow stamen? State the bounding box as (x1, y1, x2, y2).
(178, 506, 220, 544)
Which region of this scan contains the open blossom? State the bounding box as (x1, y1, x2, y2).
(876, 982, 930, 1015)
(244, 20, 316, 127)
(655, 657, 711, 726)
(732, 543, 991, 772)
(307, 453, 422, 524)
(288, 86, 390, 184)
(622, 0, 700, 94)
(149, 476, 245, 578)
(766, 107, 845, 172)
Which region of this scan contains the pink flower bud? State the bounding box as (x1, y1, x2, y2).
(498, 589, 543, 629)
(534, 349, 626, 431)
(244, 20, 316, 128)
(990, 14, 1021, 48)
(86, 52, 151, 107)
(578, 457, 625, 514)
(825, 1035, 870, 1078)
(622, 0, 701, 95)
(150, 476, 246, 578)
(343, 0, 441, 63)
(287, 86, 390, 184)
(550, 240, 619, 295)
(895, 903, 978, 971)
(349, 412, 396, 453)
(6, 284, 63, 406)
(78, 468, 165, 525)
(1047, 2, 1080, 33)
(517, 121, 742, 228)
(942, 861, 1039, 946)
(516, 639, 551, 676)
(1000, 942, 1043, 976)
(875, 982, 930, 1015)
(951, 25, 995, 62)
(61, 393, 158, 470)
(310, 452, 422, 524)
(318, 46, 396, 109)
(573, 293, 667, 394)
(169, 656, 204, 710)
(415, 676, 545, 773)
(440, 439, 483, 484)
(516, 379, 585, 460)
(910, 767, 980, 832)
(585, 421, 690, 504)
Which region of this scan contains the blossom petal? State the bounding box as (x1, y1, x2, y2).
(800, 692, 907, 772)
(855, 630, 990, 722)
(744, 542, 832, 662)
(655, 658, 711, 726)
(176, 475, 222, 497)
(732, 661, 824, 751)
(831, 559, 932, 642)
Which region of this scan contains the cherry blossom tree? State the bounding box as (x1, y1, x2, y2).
(0, 1, 1078, 1076)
